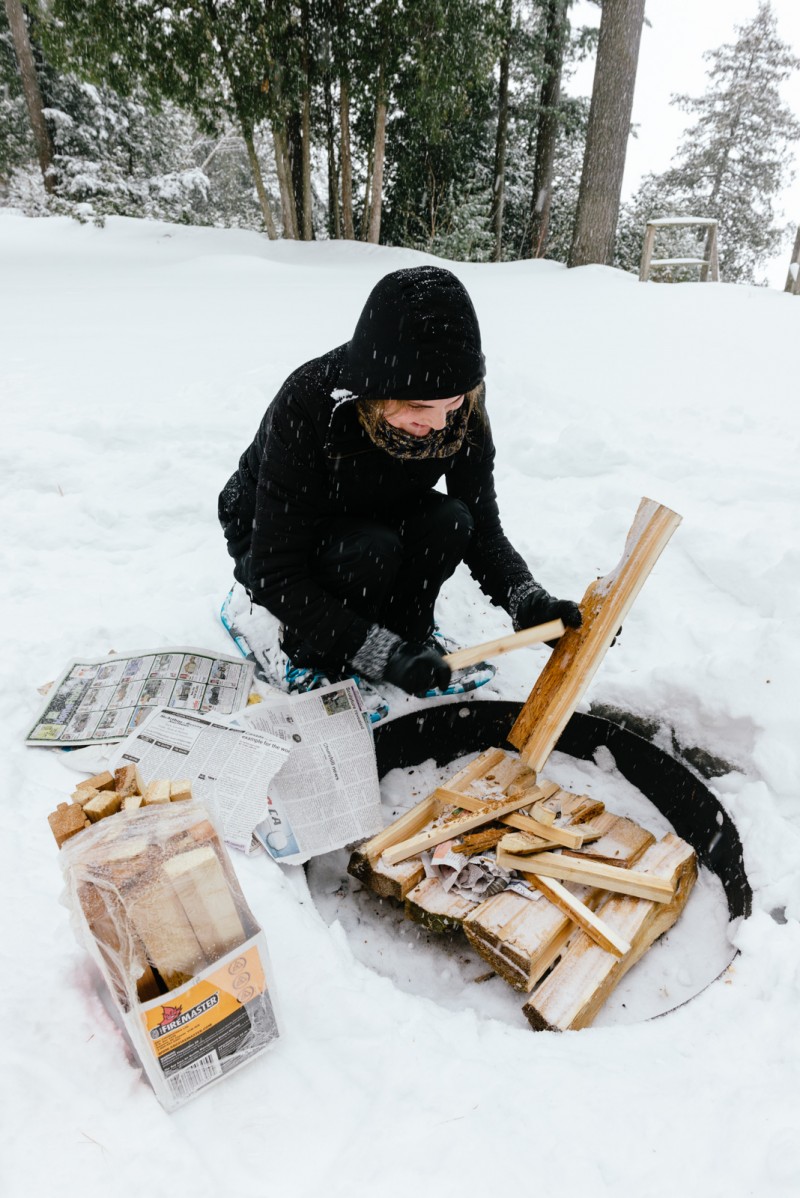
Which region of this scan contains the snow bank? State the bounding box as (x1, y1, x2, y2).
(2, 213, 799, 1196)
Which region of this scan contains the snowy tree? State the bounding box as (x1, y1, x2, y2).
(47, 0, 289, 236)
(380, 0, 498, 253)
(618, 2, 800, 283)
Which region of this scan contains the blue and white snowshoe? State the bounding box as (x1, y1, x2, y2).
(221, 585, 389, 724)
(220, 586, 495, 723)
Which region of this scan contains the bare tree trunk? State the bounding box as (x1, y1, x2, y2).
(569, 0, 646, 268)
(299, 14, 313, 239)
(301, 92, 313, 239)
(243, 130, 278, 239)
(786, 225, 800, 294)
(361, 139, 374, 240)
(490, 0, 513, 262)
(272, 126, 299, 238)
(339, 78, 355, 238)
(367, 86, 387, 244)
(287, 112, 304, 226)
(324, 70, 341, 237)
(530, 0, 569, 257)
(4, 0, 55, 192)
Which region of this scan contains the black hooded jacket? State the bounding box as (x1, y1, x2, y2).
(218, 267, 534, 664)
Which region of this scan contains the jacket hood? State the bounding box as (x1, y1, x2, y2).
(340, 266, 485, 401)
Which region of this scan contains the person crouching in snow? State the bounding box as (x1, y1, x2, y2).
(218, 265, 581, 698)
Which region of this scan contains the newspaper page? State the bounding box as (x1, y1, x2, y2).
(234, 679, 383, 865)
(26, 647, 255, 747)
(109, 706, 291, 853)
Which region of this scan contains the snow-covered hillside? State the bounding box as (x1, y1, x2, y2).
(2, 212, 799, 1197)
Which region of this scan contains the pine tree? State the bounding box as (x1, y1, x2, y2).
(380, 0, 496, 253)
(618, 2, 800, 283)
(47, 0, 288, 236)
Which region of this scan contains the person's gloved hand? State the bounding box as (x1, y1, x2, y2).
(383, 641, 452, 695)
(516, 585, 582, 646)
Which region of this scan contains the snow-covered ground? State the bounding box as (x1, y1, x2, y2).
(2, 211, 799, 1197)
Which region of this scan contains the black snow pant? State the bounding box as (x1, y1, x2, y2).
(278, 492, 474, 670)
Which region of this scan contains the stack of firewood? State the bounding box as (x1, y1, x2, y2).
(51, 770, 254, 1010)
(47, 765, 193, 847)
(349, 498, 698, 1031)
(349, 746, 697, 1030)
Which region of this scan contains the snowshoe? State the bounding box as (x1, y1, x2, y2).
(221, 585, 390, 724)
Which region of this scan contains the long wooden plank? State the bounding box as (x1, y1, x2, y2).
(442, 620, 565, 670)
(383, 785, 559, 865)
(496, 849, 674, 903)
(523, 834, 697, 1031)
(508, 497, 682, 770)
(527, 875, 631, 957)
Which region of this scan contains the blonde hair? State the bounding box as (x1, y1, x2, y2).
(355, 384, 484, 440)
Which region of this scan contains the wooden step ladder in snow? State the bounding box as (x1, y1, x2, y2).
(785, 226, 800, 295)
(639, 217, 720, 283)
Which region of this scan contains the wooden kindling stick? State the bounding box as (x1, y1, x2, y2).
(442, 620, 566, 671)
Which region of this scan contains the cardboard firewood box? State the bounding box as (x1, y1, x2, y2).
(59, 795, 279, 1110)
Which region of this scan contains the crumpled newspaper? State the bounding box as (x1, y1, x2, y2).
(423, 841, 511, 899)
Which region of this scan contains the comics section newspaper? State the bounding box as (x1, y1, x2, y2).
(27, 648, 254, 747)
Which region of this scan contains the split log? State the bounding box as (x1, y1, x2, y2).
(561, 811, 655, 868)
(451, 827, 507, 855)
(114, 764, 144, 799)
(509, 497, 681, 770)
(523, 833, 697, 1031)
(72, 787, 99, 807)
(497, 849, 675, 902)
(405, 878, 479, 934)
(142, 780, 171, 806)
(77, 881, 161, 1005)
(125, 872, 207, 991)
(348, 793, 440, 900)
(83, 791, 123, 823)
(75, 771, 115, 794)
(48, 802, 90, 847)
(164, 846, 245, 961)
(464, 883, 603, 992)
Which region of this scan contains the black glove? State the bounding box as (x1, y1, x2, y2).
(516, 585, 582, 646)
(383, 641, 452, 695)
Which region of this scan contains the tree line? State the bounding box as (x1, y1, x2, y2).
(2, 0, 798, 282)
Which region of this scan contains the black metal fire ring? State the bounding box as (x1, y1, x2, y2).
(372, 700, 751, 922)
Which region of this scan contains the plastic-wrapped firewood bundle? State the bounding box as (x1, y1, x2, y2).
(59, 797, 280, 1110)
